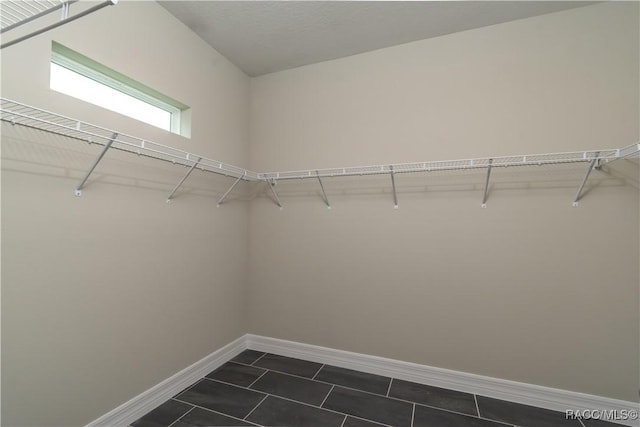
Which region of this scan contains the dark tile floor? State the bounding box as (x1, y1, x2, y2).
(131, 350, 623, 427)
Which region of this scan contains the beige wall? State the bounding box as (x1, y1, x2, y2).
(1, 2, 639, 425)
(1, 1, 250, 426)
(248, 2, 640, 402)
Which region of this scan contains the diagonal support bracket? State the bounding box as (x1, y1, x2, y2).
(267, 179, 283, 209)
(74, 132, 118, 196)
(217, 173, 244, 207)
(572, 155, 600, 207)
(390, 165, 398, 208)
(481, 158, 493, 208)
(166, 157, 201, 203)
(316, 171, 331, 209)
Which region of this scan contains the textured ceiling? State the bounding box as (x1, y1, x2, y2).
(158, 1, 596, 77)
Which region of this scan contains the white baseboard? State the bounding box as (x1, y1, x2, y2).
(86, 336, 247, 427)
(246, 334, 639, 427)
(86, 334, 639, 427)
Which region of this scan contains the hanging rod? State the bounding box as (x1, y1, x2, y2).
(1, 0, 117, 50)
(1, 97, 638, 205)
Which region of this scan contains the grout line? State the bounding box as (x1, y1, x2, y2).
(341, 414, 394, 427)
(312, 363, 325, 380)
(239, 352, 580, 426)
(577, 418, 586, 427)
(340, 414, 347, 427)
(174, 380, 394, 427)
(236, 362, 329, 383)
(413, 401, 514, 426)
(172, 378, 205, 399)
(411, 403, 415, 427)
(206, 373, 494, 424)
(214, 363, 402, 402)
(320, 383, 417, 406)
(173, 360, 556, 427)
(232, 386, 358, 419)
(189, 375, 515, 427)
(247, 368, 270, 388)
(171, 397, 261, 426)
(203, 377, 266, 391)
(250, 352, 268, 366)
(320, 384, 335, 408)
(243, 394, 269, 421)
(166, 406, 194, 427)
(473, 394, 513, 424)
(229, 360, 262, 369)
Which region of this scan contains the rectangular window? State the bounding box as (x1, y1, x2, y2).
(50, 42, 190, 137)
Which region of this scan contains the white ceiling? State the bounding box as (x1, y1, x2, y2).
(158, 1, 596, 77)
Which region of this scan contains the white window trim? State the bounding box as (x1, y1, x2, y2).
(51, 42, 188, 135)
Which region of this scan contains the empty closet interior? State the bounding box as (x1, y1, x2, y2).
(1, 1, 638, 426)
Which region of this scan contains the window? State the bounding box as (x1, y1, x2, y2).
(50, 42, 190, 136)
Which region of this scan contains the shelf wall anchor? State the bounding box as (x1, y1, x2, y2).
(572, 154, 599, 207)
(74, 132, 117, 196)
(316, 171, 331, 209)
(481, 158, 493, 208)
(166, 157, 202, 203)
(217, 174, 244, 207)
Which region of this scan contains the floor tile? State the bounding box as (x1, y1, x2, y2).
(343, 416, 391, 427)
(322, 386, 413, 427)
(413, 404, 512, 427)
(246, 395, 345, 427)
(172, 383, 200, 399)
(250, 370, 333, 405)
(389, 379, 477, 415)
(315, 365, 391, 395)
(253, 353, 323, 378)
(206, 362, 266, 387)
(131, 399, 193, 427)
(176, 379, 266, 419)
(231, 350, 266, 365)
(171, 407, 255, 426)
(476, 396, 581, 427)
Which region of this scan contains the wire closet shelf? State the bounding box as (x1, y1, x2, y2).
(0, 0, 117, 50)
(1, 97, 638, 206)
(0, 98, 258, 180)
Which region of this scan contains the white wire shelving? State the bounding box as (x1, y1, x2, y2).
(0, 0, 116, 50)
(259, 147, 635, 180)
(1, 97, 638, 207)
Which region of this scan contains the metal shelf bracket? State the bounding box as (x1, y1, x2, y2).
(390, 165, 398, 209)
(481, 158, 493, 208)
(572, 154, 599, 207)
(217, 173, 244, 207)
(166, 157, 202, 203)
(74, 132, 117, 196)
(316, 171, 331, 209)
(267, 179, 283, 210)
(2, 98, 639, 208)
